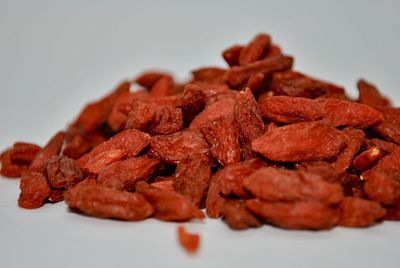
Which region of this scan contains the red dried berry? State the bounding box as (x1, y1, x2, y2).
(19, 172, 51, 209)
(338, 197, 386, 227)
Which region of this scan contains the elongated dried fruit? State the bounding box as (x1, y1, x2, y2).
(239, 33, 271, 65)
(252, 122, 346, 162)
(10, 142, 42, 164)
(78, 129, 150, 167)
(259, 96, 324, 123)
(136, 181, 204, 221)
(224, 55, 293, 88)
(338, 197, 386, 227)
(177, 225, 200, 254)
(202, 115, 241, 166)
(97, 156, 161, 191)
(221, 199, 262, 230)
(234, 88, 264, 160)
(357, 79, 390, 107)
(205, 173, 224, 218)
(219, 158, 266, 197)
(19, 172, 51, 209)
(321, 98, 383, 128)
(174, 155, 211, 207)
(247, 199, 339, 230)
(64, 182, 153, 221)
(149, 130, 210, 165)
(334, 128, 365, 172)
(243, 167, 343, 204)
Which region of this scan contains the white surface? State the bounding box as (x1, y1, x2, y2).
(1, 0, 400, 267)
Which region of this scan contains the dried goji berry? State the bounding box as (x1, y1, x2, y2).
(205, 173, 224, 218)
(19, 172, 51, 209)
(224, 55, 293, 88)
(338, 197, 386, 227)
(149, 130, 210, 165)
(136, 181, 204, 221)
(222, 44, 243, 67)
(363, 170, 400, 205)
(29, 132, 65, 173)
(97, 156, 161, 191)
(372, 107, 400, 144)
(135, 71, 168, 89)
(202, 115, 241, 166)
(174, 155, 211, 207)
(10, 142, 41, 164)
(189, 97, 235, 131)
(0, 149, 28, 178)
(357, 79, 390, 107)
(234, 88, 264, 160)
(219, 158, 266, 198)
(64, 181, 153, 221)
(246, 199, 339, 230)
(252, 122, 346, 162)
(149, 75, 174, 98)
(321, 98, 383, 128)
(351, 146, 383, 173)
(177, 225, 200, 254)
(238, 33, 271, 65)
(243, 167, 343, 204)
(191, 67, 226, 83)
(334, 128, 365, 172)
(45, 155, 83, 189)
(176, 84, 206, 125)
(259, 96, 324, 123)
(151, 106, 183, 135)
(221, 199, 262, 230)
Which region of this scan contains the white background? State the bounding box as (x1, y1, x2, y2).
(1, 1, 400, 267)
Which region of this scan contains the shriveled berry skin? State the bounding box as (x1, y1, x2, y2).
(10, 142, 42, 164)
(97, 156, 161, 191)
(64, 181, 153, 221)
(149, 130, 210, 165)
(136, 181, 204, 221)
(259, 96, 324, 123)
(252, 122, 346, 162)
(29, 132, 65, 173)
(77, 129, 150, 168)
(202, 115, 241, 166)
(177, 225, 200, 255)
(234, 88, 264, 160)
(45, 155, 83, 189)
(174, 155, 211, 207)
(243, 167, 343, 205)
(221, 199, 262, 230)
(334, 128, 365, 172)
(219, 158, 266, 198)
(246, 199, 339, 230)
(18, 172, 51, 209)
(238, 33, 271, 65)
(357, 79, 390, 108)
(320, 98, 383, 128)
(338, 197, 386, 227)
(205, 173, 224, 218)
(372, 107, 400, 144)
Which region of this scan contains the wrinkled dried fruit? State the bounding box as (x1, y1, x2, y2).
(152, 106, 183, 135)
(0, 149, 28, 177)
(19, 172, 51, 209)
(243, 167, 343, 204)
(64, 182, 153, 221)
(219, 158, 265, 197)
(252, 122, 346, 162)
(247, 199, 339, 230)
(222, 44, 243, 67)
(259, 96, 324, 123)
(83, 149, 127, 174)
(234, 88, 264, 160)
(177, 225, 200, 254)
(202, 115, 241, 166)
(338, 197, 386, 227)
(224, 55, 293, 88)
(149, 130, 210, 165)
(29, 132, 65, 173)
(334, 128, 365, 172)
(205, 173, 224, 218)
(10, 142, 42, 164)
(174, 155, 211, 207)
(352, 146, 383, 173)
(136, 181, 204, 221)
(176, 84, 206, 124)
(97, 156, 161, 191)
(363, 170, 400, 205)
(221, 199, 262, 230)
(372, 107, 400, 144)
(239, 33, 271, 65)
(45, 155, 83, 189)
(321, 98, 383, 128)
(357, 79, 390, 107)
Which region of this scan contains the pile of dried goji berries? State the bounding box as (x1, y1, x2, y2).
(1, 33, 400, 234)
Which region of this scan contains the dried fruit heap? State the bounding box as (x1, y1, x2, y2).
(1, 33, 399, 233)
